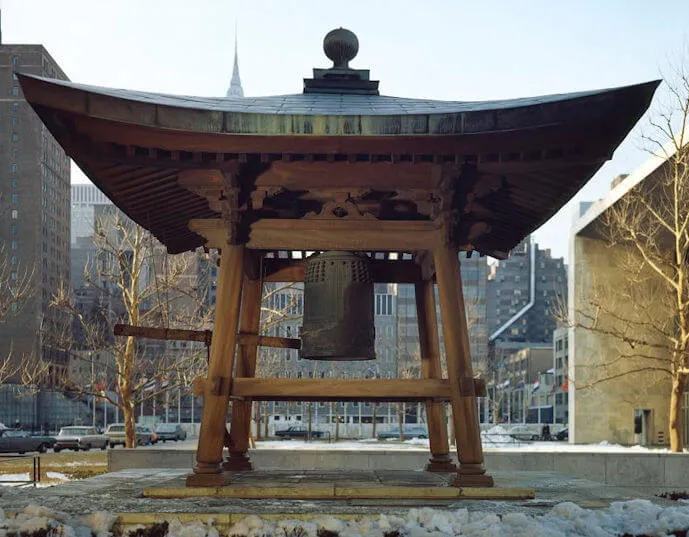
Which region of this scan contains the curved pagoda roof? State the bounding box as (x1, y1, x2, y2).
(17, 31, 659, 257)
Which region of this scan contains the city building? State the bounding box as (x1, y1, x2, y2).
(552, 326, 569, 424)
(570, 149, 688, 447)
(0, 42, 70, 380)
(70, 184, 112, 245)
(487, 236, 567, 345)
(397, 252, 489, 371)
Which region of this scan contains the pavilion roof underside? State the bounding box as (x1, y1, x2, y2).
(18, 74, 659, 257)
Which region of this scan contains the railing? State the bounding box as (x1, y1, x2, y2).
(0, 455, 41, 487)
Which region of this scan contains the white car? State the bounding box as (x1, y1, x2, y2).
(54, 426, 108, 452)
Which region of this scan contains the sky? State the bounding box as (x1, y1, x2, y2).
(2, 0, 688, 261)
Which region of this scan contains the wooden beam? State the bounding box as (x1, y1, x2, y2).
(262, 258, 425, 283)
(113, 324, 299, 349)
(255, 161, 438, 189)
(238, 333, 301, 350)
(189, 218, 439, 251)
(229, 378, 451, 402)
(114, 324, 211, 344)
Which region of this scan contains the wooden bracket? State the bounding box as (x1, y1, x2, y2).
(473, 378, 487, 397)
(459, 376, 476, 397)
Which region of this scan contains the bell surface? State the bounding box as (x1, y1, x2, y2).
(301, 251, 376, 361)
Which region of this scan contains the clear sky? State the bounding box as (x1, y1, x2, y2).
(2, 0, 688, 260)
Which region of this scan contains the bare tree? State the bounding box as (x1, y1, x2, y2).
(564, 61, 689, 451)
(50, 210, 211, 447)
(253, 282, 303, 439)
(0, 192, 36, 385)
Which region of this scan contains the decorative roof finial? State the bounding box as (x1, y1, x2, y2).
(304, 28, 378, 95)
(323, 28, 359, 69)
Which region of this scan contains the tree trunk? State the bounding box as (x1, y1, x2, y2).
(307, 403, 313, 441)
(253, 402, 262, 440)
(263, 405, 269, 439)
(123, 401, 136, 448)
(669, 373, 686, 452)
(397, 402, 405, 441)
(372, 405, 377, 438)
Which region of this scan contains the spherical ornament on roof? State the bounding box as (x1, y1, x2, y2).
(323, 28, 359, 69)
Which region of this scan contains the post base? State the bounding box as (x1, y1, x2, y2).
(424, 454, 457, 473)
(186, 461, 231, 487)
(222, 451, 253, 472)
(450, 472, 495, 488)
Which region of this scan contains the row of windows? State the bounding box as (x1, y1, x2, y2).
(375, 293, 394, 316)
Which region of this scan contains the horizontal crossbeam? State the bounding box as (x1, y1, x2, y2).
(234, 378, 451, 402)
(113, 324, 300, 349)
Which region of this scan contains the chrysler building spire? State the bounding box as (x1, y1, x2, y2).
(226, 27, 244, 98)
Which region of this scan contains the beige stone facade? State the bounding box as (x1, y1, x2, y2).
(569, 155, 684, 447)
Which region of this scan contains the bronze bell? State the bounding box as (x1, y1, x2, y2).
(301, 251, 375, 361)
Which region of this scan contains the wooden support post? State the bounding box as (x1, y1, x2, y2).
(415, 280, 457, 473)
(433, 243, 493, 487)
(187, 244, 245, 486)
(224, 277, 262, 471)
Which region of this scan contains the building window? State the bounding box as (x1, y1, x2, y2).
(11, 194, 18, 204)
(11, 210, 18, 219)
(11, 102, 19, 112)
(11, 272, 18, 281)
(11, 241, 18, 250)
(11, 132, 19, 142)
(375, 294, 393, 316)
(11, 179, 18, 188)
(12, 56, 19, 66)
(11, 225, 18, 235)
(11, 87, 19, 96)
(11, 256, 18, 265)
(11, 117, 18, 127)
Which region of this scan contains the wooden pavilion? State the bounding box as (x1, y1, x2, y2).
(18, 28, 658, 488)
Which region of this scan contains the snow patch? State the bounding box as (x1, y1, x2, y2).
(2, 500, 689, 537)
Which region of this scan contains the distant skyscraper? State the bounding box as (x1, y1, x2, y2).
(71, 184, 112, 245)
(226, 32, 244, 98)
(396, 253, 489, 370)
(0, 43, 70, 373)
(487, 236, 567, 345)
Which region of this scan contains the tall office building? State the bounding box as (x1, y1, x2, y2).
(487, 236, 566, 345)
(0, 43, 70, 375)
(396, 253, 489, 371)
(71, 184, 112, 245)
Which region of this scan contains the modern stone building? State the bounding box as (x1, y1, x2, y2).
(0, 43, 70, 378)
(570, 150, 688, 446)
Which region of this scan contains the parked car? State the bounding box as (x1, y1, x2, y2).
(274, 426, 324, 440)
(144, 427, 158, 444)
(53, 426, 108, 452)
(377, 427, 428, 440)
(155, 424, 187, 442)
(105, 424, 154, 447)
(507, 425, 541, 442)
(0, 429, 56, 454)
(555, 427, 569, 441)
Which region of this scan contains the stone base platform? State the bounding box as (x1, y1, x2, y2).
(144, 470, 533, 500)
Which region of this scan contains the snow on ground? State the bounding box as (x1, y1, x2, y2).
(0, 472, 30, 485)
(2, 500, 689, 537)
(45, 471, 70, 481)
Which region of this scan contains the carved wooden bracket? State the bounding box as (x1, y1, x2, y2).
(220, 170, 243, 245)
(304, 198, 376, 220)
